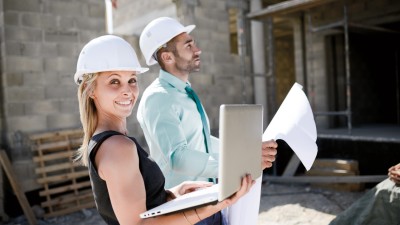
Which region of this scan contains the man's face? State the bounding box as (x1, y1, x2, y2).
(172, 32, 202, 73)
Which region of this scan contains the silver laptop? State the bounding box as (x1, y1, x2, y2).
(140, 104, 263, 218)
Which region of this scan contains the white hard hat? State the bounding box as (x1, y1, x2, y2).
(74, 35, 149, 84)
(139, 17, 195, 66)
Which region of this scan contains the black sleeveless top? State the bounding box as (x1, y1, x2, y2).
(88, 130, 168, 225)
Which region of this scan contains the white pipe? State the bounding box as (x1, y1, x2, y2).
(105, 0, 113, 34)
(250, 0, 268, 128)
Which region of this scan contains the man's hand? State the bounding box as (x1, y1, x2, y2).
(262, 140, 278, 170)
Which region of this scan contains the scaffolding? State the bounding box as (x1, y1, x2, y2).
(248, 0, 400, 134)
(308, 4, 400, 133)
(308, 5, 353, 134)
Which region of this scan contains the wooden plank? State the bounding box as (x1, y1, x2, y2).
(312, 158, 359, 171)
(0, 151, 37, 225)
(41, 190, 93, 207)
(263, 175, 387, 183)
(33, 151, 73, 163)
(306, 168, 358, 176)
(29, 129, 83, 140)
(39, 181, 92, 196)
(32, 140, 81, 152)
(35, 162, 81, 174)
(36, 170, 89, 184)
(0, 162, 8, 222)
(44, 201, 95, 218)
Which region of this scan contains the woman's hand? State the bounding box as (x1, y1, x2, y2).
(192, 174, 255, 223)
(168, 181, 213, 199)
(217, 174, 255, 208)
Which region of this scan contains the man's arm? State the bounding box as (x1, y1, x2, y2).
(141, 95, 218, 178)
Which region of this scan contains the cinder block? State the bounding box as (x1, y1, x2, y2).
(43, 71, 74, 85)
(21, 13, 41, 28)
(5, 72, 24, 86)
(24, 100, 60, 115)
(57, 43, 80, 57)
(44, 30, 79, 43)
(75, 17, 105, 31)
(41, 42, 58, 58)
(43, 57, 75, 72)
(88, 2, 105, 17)
(4, 26, 42, 42)
(60, 100, 79, 114)
(5, 56, 43, 73)
(6, 115, 47, 132)
(46, 1, 86, 17)
(6, 42, 42, 57)
(41, 14, 58, 29)
(4, 11, 19, 26)
(47, 114, 81, 130)
(6, 103, 25, 117)
(45, 86, 76, 99)
(5, 87, 45, 102)
(3, 0, 41, 13)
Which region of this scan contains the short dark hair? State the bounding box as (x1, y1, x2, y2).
(156, 36, 179, 69)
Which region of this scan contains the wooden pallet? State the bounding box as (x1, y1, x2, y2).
(29, 129, 95, 218)
(305, 159, 364, 191)
(264, 154, 386, 186)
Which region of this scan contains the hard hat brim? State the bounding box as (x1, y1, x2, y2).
(183, 24, 196, 35)
(74, 67, 149, 85)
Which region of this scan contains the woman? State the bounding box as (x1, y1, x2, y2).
(73, 34, 254, 225)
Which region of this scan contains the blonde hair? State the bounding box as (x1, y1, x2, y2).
(75, 73, 98, 166)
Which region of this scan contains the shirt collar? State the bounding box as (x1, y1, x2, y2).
(159, 69, 190, 92)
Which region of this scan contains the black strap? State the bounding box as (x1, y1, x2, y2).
(88, 130, 125, 168)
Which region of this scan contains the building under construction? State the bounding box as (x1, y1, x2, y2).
(0, 0, 399, 220)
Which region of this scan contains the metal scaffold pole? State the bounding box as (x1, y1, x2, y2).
(343, 5, 352, 134)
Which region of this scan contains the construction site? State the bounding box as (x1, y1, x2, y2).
(0, 0, 399, 224)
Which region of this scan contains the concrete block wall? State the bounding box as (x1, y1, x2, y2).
(0, 0, 107, 191)
(113, 0, 177, 36)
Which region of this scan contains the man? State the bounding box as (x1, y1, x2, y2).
(137, 17, 277, 189)
(329, 162, 400, 225)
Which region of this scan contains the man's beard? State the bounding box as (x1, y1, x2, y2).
(175, 60, 200, 73)
(174, 53, 200, 73)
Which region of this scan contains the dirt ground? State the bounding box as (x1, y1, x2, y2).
(3, 182, 366, 225)
(257, 182, 365, 225)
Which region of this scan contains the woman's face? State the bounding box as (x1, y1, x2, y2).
(91, 71, 139, 119)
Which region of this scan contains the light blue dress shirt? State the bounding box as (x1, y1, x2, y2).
(137, 69, 219, 188)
